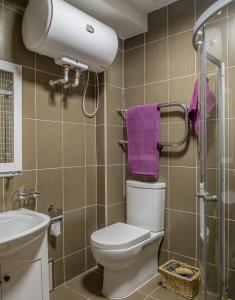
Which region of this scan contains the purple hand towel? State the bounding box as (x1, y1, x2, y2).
(126, 104, 160, 177)
(188, 79, 216, 134)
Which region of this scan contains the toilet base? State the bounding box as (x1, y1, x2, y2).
(102, 240, 161, 299)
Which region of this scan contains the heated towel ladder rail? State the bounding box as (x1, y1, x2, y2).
(117, 102, 189, 149)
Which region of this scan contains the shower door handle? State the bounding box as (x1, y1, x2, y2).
(197, 192, 217, 202)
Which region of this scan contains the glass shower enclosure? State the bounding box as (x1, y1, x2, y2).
(192, 0, 234, 299)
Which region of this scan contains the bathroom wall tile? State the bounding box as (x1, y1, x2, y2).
(96, 125, 105, 165)
(86, 247, 96, 270)
(96, 84, 105, 125)
(169, 76, 195, 122)
(97, 167, 105, 206)
(145, 81, 168, 104)
(107, 202, 125, 225)
(145, 7, 167, 43)
(64, 209, 85, 255)
(228, 67, 235, 118)
(22, 67, 35, 119)
(0, 179, 3, 212)
(64, 167, 85, 212)
(37, 168, 63, 214)
(62, 84, 84, 124)
(107, 165, 124, 206)
(85, 125, 97, 165)
(168, 210, 196, 258)
(66, 270, 103, 297)
(206, 120, 218, 169)
(228, 16, 235, 67)
(125, 85, 144, 108)
(0, 5, 3, 60)
(4, 0, 28, 13)
(86, 205, 97, 247)
(22, 119, 36, 170)
(229, 2, 235, 16)
(169, 122, 197, 167)
(124, 46, 144, 88)
(4, 8, 35, 68)
(106, 50, 123, 88)
(36, 71, 63, 122)
(124, 34, 144, 51)
(86, 166, 97, 206)
(169, 167, 196, 213)
(159, 123, 169, 166)
(97, 205, 105, 229)
(37, 120, 62, 169)
(118, 38, 124, 51)
(159, 249, 169, 266)
(168, 0, 195, 35)
(168, 252, 197, 266)
(229, 169, 235, 221)
(4, 170, 36, 211)
(106, 85, 123, 126)
(63, 123, 85, 167)
(48, 222, 64, 260)
(36, 54, 62, 77)
(106, 125, 124, 165)
(196, 0, 227, 20)
(145, 39, 168, 83)
(53, 259, 65, 288)
(228, 270, 235, 299)
(84, 85, 97, 126)
(169, 31, 195, 79)
(65, 250, 86, 281)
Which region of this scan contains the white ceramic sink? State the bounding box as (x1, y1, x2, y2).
(0, 209, 50, 256)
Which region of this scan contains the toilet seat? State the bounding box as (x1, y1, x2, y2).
(91, 222, 151, 250)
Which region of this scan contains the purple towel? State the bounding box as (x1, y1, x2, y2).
(188, 80, 216, 134)
(126, 104, 160, 177)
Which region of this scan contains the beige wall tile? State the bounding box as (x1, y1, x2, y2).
(124, 34, 144, 51)
(22, 67, 35, 118)
(145, 7, 167, 43)
(168, 210, 196, 258)
(37, 120, 62, 169)
(96, 125, 105, 165)
(0, 5, 3, 60)
(169, 167, 196, 213)
(107, 202, 126, 225)
(0, 179, 3, 212)
(229, 169, 235, 220)
(229, 220, 235, 271)
(228, 119, 235, 169)
(63, 123, 85, 167)
(106, 85, 123, 125)
(125, 85, 144, 108)
(106, 50, 123, 87)
(4, 8, 35, 68)
(125, 46, 144, 88)
(168, 0, 195, 35)
(145, 81, 168, 104)
(169, 30, 195, 79)
(4, 171, 36, 211)
(86, 247, 96, 270)
(64, 167, 85, 212)
(48, 222, 64, 260)
(36, 71, 62, 121)
(4, 0, 28, 13)
(53, 259, 64, 288)
(96, 84, 105, 125)
(196, 0, 227, 20)
(22, 119, 36, 170)
(64, 209, 85, 255)
(85, 125, 97, 165)
(106, 126, 124, 165)
(145, 39, 167, 83)
(36, 54, 62, 77)
(37, 168, 63, 214)
(229, 1, 235, 15)
(65, 250, 86, 281)
(97, 167, 105, 206)
(107, 165, 124, 205)
(228, 67, 235, 118)
(97, 205, 105, 229)
(86, 206, 97, 247)
(84, 85, 97, 126)
(86, 166, 97, 206)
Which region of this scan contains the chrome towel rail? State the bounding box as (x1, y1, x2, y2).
(117, 102, 189, 149)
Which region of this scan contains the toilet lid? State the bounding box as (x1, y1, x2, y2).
(91, 222, 151, 250)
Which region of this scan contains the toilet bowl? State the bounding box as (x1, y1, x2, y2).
(91, 180, 166, 299)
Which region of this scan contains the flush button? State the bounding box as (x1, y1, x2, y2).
(86, 24, 94, 33)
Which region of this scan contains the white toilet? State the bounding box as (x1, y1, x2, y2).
(91, 180, 166, 299)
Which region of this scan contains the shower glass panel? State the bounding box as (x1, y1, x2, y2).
(196, 13, 226, 300)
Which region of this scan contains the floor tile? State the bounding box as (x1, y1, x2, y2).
(50, 285, 87, 300)
(90, 291, 146, 300)
(139, 275, 162, 295)
(66, 270, 103, 297)
(150, 287, 188, 300)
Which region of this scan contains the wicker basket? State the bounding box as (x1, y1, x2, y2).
(159, 260, 200, 299)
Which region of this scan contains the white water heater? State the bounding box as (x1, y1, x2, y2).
(22, 0, 118, 73)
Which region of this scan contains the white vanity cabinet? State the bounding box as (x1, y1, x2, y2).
(0, 232, 49, 300)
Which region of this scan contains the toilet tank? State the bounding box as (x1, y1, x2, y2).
(126, 180, 166, 232)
